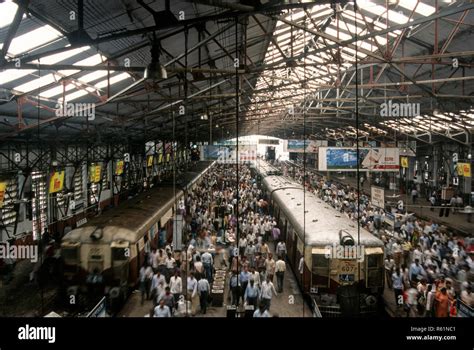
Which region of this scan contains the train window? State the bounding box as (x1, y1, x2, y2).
(313, 254, 329, 269)
(366, 254, 384, 288)
(112, 248, 128, 261)
(312, 254, 330, 287)
(367, 255, 378, 268)
(62, 247, 78, 261)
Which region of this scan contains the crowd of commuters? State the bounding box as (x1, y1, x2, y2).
(139, 163, 286, 317)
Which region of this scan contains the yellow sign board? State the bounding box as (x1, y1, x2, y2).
(457, 162, 471, 177)
(90, 164, 102, 183)
(0, 182, 6, 208)
(115, 160, 124, 175)
(166, 154, 170, 162)
(49, 171, 65, 193)
(147, 155, 154, 167)
(400, 156, 408, 168)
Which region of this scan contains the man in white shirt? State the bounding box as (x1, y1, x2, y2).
(165, 252, 176, 282)
(150, 249, 158, 271)
(201, 250, 213, 282)
(298, 256, 304, 280)
(197, 277, 210, 314)
(412, 246, 424, 264)
(187, 272, 198, 316)
(260, 276, 278, 311)
(276, 241, 287, 259)
(275, 256, 286, 293)
(238, 236, 248, 256)
(245, 241, 256, 268)
(253, 303, 270, 318)
(150, 270, 166, 300)
(154, 299, 171, 317)
(384, 256, 395, 289)
(169, 270, 182, 303)
(249, 267, 261, 288)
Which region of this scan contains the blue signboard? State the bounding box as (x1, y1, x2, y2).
(326, 149, 370, 169)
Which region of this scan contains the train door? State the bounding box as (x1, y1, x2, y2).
(286, 222, 295, 263)
(136, 242, 140, 280)
(266, 147, 275, 161)
(311, 248, 331, 291)
(111, 241, 130, 285)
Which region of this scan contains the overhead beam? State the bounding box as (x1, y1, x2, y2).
(258, 2, 474, 70)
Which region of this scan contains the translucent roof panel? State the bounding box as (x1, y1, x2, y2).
(6, 25, 62, 56)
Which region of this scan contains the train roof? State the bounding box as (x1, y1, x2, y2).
(62, 162, 213, 245)
(263, 175, 384, 248)
(254, 160, 282, 177)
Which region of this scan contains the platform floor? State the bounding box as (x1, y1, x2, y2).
(119, 241, 312, 317)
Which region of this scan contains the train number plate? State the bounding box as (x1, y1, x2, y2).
(339, 274, 355, 282)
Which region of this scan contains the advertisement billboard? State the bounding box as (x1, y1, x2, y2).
(201, 145, 257, 163)
(318, 147, 400, 172)
(284, 139, 328, 153)
(49, 171, 65, 193)
(457, 162, 471, 177)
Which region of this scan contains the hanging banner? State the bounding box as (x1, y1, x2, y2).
(49, 171, 65, 193)
(90, 164, 102, 183)
(318, 147, 400, 172)
(115, 160, 124, 175)
(457, 162, 471, 177)
(147, 155, 154, 167)
(371, 186, 385, 208)
(158, 154, 163, 164)
(401, 156, 409, 169)
(166, 154, 171, 162)
(0, 182, 6, 208)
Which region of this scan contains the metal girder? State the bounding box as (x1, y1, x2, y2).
(0, 1, 327, 70)
(187, 0, 254, 12)
(258, 2, 474, 72)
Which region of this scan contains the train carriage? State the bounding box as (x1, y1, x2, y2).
(258, 162, 385, 316)
(61, 162, 214, 290)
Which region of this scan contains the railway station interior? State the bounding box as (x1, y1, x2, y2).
(0, 0, 473, 323)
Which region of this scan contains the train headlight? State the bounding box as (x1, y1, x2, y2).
(365, 295, 377, 306)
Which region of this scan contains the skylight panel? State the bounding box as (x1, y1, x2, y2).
(65, 73, 131, 101)
(33, 46, 90, 65)
(325, 27, 352, 41)
(284, 10, 307, 21)
(357, 0, 385, 16)
(74, 53, 105, 66)
(7, 25, 62, 56)
(13, 73, 57, 93)
(277, 31, 293, 43)
(40, 71, 109, 98)
(398, 0, 435, 16)
(0, 69, 35, 85)
(0, 1, 25, 29)
(63, 89, 93, 102)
